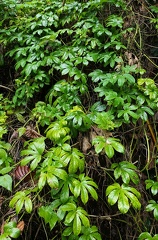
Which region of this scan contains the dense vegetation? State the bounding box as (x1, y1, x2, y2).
(0, 0, 158, 239)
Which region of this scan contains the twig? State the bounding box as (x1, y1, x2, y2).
(0, 84, 13, 92)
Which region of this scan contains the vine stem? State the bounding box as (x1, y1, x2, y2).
(0, 84, 13, 91)
(144, 54, 158, 69)
(147, 120, 157, 147)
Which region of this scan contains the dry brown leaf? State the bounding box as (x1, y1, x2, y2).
(17, 220, 25, 232)
(25, 126, 42, 139)
(15, 165, 30, 181)
(0, 222, 5, 234)
(82, 136, 91, 153)
(9, 130, 19, 143)
(124, 51, 140, 68)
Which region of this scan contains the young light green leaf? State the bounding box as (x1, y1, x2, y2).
(104, 144, 114, 158)
(0, 174, 12, 191)
(15, 198, 24, 214)
(138, 232, 153, 240)
(24, 197, 33, 213)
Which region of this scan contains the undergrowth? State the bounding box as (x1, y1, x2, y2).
(0, 0, 158, 239)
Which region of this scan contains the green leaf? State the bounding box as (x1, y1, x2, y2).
(106, 183, 120, 196)
(110, 140, 124, 153)
(38, 172, 47, 190)
(73, 214, 81, 236)
(118, 191, 129, 214)
(9, 227, 21, 238)
(24, 197, 32, 213)
(38, 205, 58, 230)
(21, 137, 45, 170)
(0, 166, 13, 175)
(124, 191, 141, 210)
(94, 112, 115, 130)
(124, 73, 135, 84)
(145, 180, 158, 195)
(65, 211, 76, 224)
(63, 226, 73, 237)
(112, 161, 139, 184)
(3, 221, 20, 238)
(0, 149, 7, 160)
(106, 183, 141, 213)
(15, 198, 24, 214)
(61, 203, 77, 212)
(104, 143, 114, 158)
(54, 168, 67, 181)
(60, 183, 69, 203)
(146, 200, 158, 220)
(0, 174, 12, 191)
(138, 232, 153, 240)
(107, 188, 120, 205)
(80, 186, 89, 204)
(78, 212, 90, 227)
(47, 174, 59, 189)
(85, 185, 98, 201)
(68, 148, 85, 174)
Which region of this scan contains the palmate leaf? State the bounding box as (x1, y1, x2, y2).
(111, 161, 139, 184)
(145, 180, 158, 196)
(94, 111, 115, 130)
(3, 221, 21, 239)
(146, 200, 158, 220)
(21, 137, 45, 170)
(46, 120, 70, 142)
(67, 148, 85, 174)
(79, 226, 102, 240)
(72, 174, 98, 204)
(66, 106, 91, 132)
(106, 15, 123, 28)
(92, 136, 124, 158)
(38, 163, 68, 190)
(106, 183, 141, 214)
(61, 203, 89, 236)
(9, 190, 33, 214)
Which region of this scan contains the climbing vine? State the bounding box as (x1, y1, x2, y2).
(0, 0, 158, 239)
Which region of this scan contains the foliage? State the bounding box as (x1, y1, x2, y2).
(92, 136, 124, 158)
(0, 221, 21, 240)
(0, 0, 158, 239)
(111, 161, 139, 184)
(145, 180, 158, 196)
(106, 183, 141, 214)
(146, 200, 158, 220)
(138, 232, 158, 240)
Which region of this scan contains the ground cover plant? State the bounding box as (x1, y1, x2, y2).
(0, 0, 158, 239)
